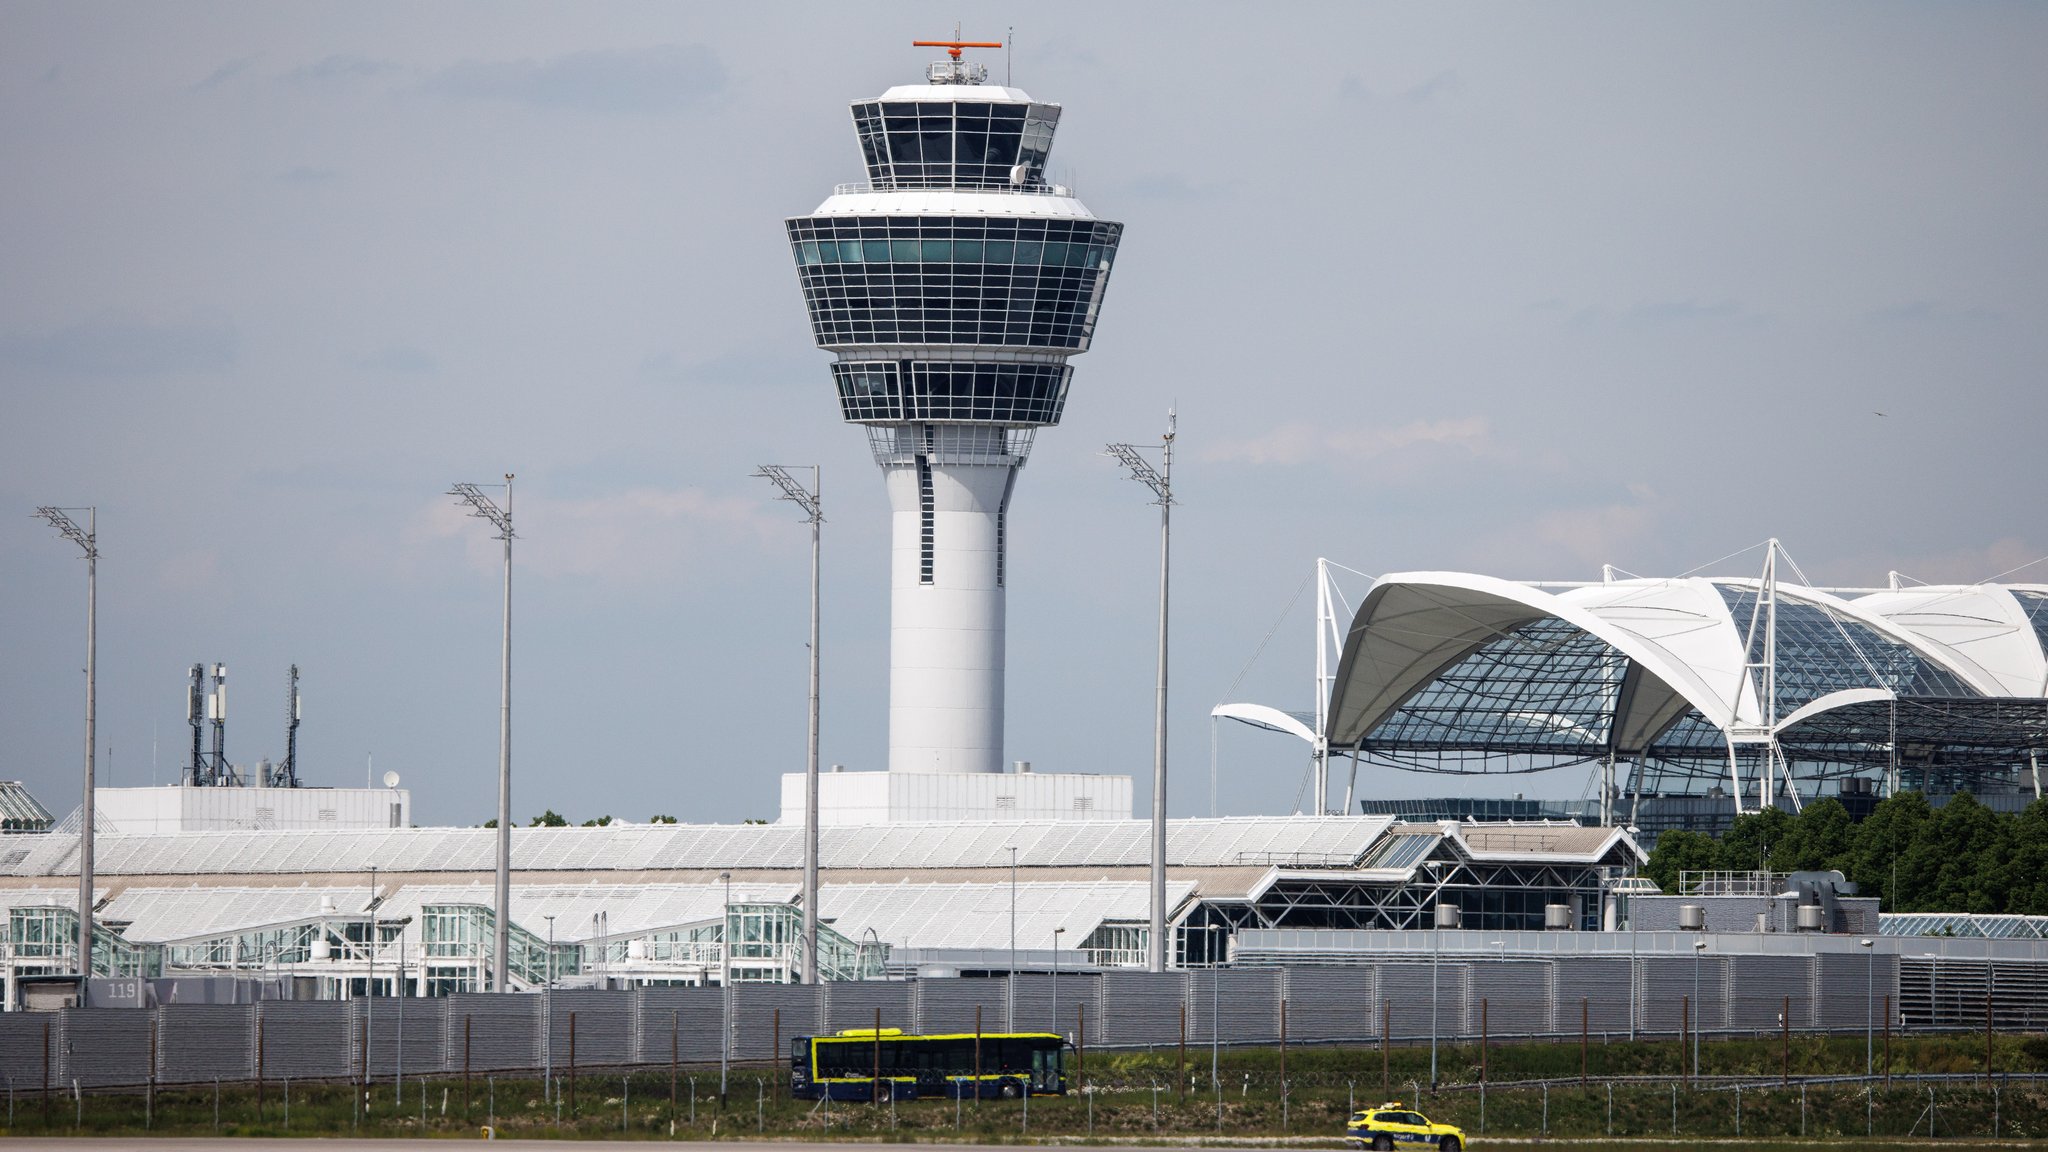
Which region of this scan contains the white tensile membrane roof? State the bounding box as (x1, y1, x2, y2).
(4, 816, 1394, 880)
(1325, 571, 2024, 756)
(1853, 584, 2048, 698)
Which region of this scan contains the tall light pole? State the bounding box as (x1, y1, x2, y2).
(754, 465, 823, 985)
(1424, 860, 1446, 1088)
(1008, 845, 1019, 1030)
(366, 862, 377, 1079)
(543, 913, 555, 1101)
(1692, 937, 1707, 1076)
(448, 476, 514, 991)
(1106, 412, 1176, 973)
(34, 506, 95, 1000)
(1051, 926, 1065, 1033)
(1204, 924, 1222, 1091)
(720, 869, 732, 1103)
(1861, 937, 1875, 1076)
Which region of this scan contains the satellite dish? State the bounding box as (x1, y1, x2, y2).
(382, 771, 400, 789)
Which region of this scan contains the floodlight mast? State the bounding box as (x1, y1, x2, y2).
(755, 464, 824, 984)
(34, 506, 96, 1001)
(1106, 412, 1176, 973)
(448, 476, 514, 992)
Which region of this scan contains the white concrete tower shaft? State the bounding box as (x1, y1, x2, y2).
(880, 428, 1018, 771)
(786, 50, 1122, 775)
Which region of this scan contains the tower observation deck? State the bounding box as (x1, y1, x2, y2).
(787, 43, 1124, 774)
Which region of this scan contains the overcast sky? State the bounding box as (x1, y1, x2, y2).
(3, 2, 2043, 828)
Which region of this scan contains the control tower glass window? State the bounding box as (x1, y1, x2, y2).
(787, 216, 1121, 350)
(852, 101, 1059, 189)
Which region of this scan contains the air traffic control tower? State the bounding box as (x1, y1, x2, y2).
(784, 40, 1125, 816)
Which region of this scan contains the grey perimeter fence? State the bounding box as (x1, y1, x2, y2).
(1, 954, 2043, 1090)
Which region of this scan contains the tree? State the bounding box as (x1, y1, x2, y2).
(2002, 799, 2048, 915)
(1768, 797, 1856, 874)
(1646, 829, 1718, 894)
(528, 809, 569, 827)
(581, 815, 613, 827)
(1715, 806, 1794, 874)
(1845, 790, 1932, 910)
(1905, 792, 2010, 914)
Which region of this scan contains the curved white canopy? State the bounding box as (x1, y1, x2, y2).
(1853, 585, 2048, 698)
(1324, 571, 2018, 755)
(1210, 702, 1317, 743)
(1325, 573, 1757, 749)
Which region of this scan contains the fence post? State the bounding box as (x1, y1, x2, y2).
(1883, 994, 1891, 1085)
(872, 1006, 881, 1106)
(772, 1007, 781, 1105)
(463, 1015, 471, 1120)
(1480, 998, 1488, 1087)
(672, 1010, 679, 1118)
(1581, 997, 1588, 1085)
(147, 1015, 156, 1124)
(1178, 1002, 1186, 1102)
(40, 1018, 48, 1126)
(1986, 991, 1995, 1086)
(359, 1016, 369, 1113)
(974, 1005, 982, 1110)
(1681, 996, 1690, 1089)
(1076, 1003, 1085, 1086)
(257, 1012, 266, 1118)
(1781, 994, 1790, 1085)
(1381, 1000, 1390, 1095)
(568, 1011, 577, 1115)
(1279, 998, 1288, 1105)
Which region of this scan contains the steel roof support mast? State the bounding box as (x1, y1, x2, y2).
(755, 464, 823, 984)
(449, 475, 514, 991)
(34, 505, 95, 1000)
(1108, 412, 1176, 973)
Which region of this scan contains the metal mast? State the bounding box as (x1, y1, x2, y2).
(755, 464, 824, 983)
(185, 664, 205, 786)
(35, 506, 96, 996)
(1107, 412, 1176, 972)
(449, 475, 514, 991)
(208, 663, 229, 785)
(281, 665, 302, 788)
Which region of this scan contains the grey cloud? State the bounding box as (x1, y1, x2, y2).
(1550, 298, 1768, 329)
(277, 166, 340, 185)
(1124, 173, 1230, 202)
(345, 347, 437, 374)
(1403, 70, 1464, 103)
(0, 316, 235, 377)
(423, 44, 726, 115)
(191, 55, 260, 91)
(1866, 300, 2004, 326)
(284, 55, 401, 85)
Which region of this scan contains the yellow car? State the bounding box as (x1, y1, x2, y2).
(1346, 1102, 1465, 1152)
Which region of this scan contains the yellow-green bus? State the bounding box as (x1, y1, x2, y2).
(790, 1027, 1067, 1100)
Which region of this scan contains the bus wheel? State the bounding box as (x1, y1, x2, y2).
(999, 1080, 1022, 1099)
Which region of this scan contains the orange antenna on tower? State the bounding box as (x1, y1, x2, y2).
(913, 39, 1004, 60)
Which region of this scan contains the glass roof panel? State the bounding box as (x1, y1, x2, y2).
(2011, 591, 2048, 659)
(1362, 617, 1622, 754)
(1717, 585, 1976, 715)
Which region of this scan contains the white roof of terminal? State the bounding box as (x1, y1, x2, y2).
(5, 816, 1394, 879)
(48, 879, 1176, 950)
(820, 879, 1193, 952)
